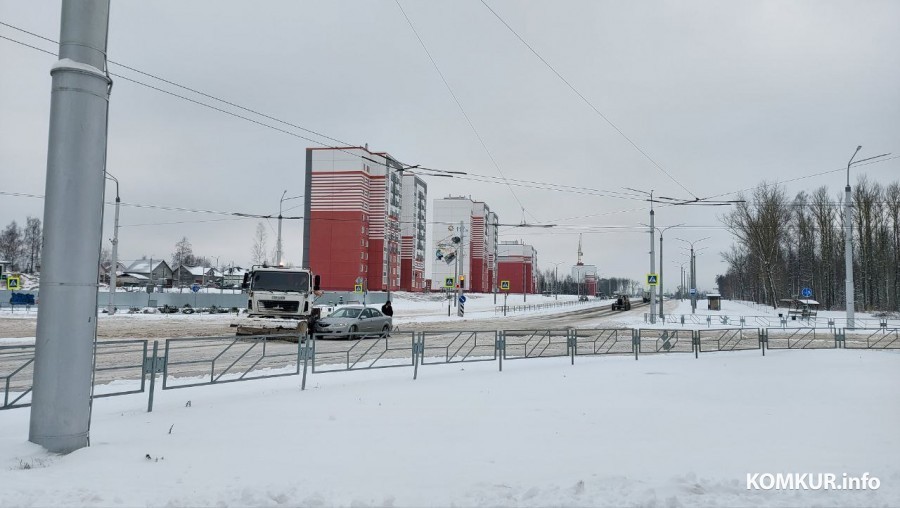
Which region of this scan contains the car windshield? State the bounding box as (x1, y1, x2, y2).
(251, 271, 309, 292)
(328, 308, 362, 319)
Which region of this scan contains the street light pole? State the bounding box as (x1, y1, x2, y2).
(276, 191, 303, 267)
(842, 147, 890, 328)
(656, 224, 683, 319)
(105, 173, 120, 315)
(845, 146, 861, 329)
(677, 237, 710, 314)
(276, 190, 286, 266)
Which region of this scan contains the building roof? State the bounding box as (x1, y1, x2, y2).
(125, 259, 169, 273)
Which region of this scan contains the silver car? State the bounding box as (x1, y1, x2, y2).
(314, 305, 392, 339)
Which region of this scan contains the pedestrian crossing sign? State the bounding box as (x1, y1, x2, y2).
(647, 274, 659, 286)
(500, 280, 510, 291)
(354, 283, 363, 293)
(444, 277, 454, 288)
(7, 275, 20, 290)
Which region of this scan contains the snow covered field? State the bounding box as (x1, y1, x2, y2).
(1, 348, 897, 507)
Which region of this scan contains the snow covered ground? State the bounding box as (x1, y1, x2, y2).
(1, 348, 897, 507)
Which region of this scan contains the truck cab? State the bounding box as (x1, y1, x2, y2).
(243, 266, 321, 319)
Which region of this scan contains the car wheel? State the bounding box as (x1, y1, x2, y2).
(381, 324, 391, 338)
(348, 325, 358, 340)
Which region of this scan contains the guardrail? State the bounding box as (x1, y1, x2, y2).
(644, 312, 899, 329)
(493, 298, 596, 315)
(4, 327, 897, 413)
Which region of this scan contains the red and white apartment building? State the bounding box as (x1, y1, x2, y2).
(400, 173, 427, 292)
(497, 240, 538, 294)
(304, 146, 415, 292)
(430, 197, 498, 293)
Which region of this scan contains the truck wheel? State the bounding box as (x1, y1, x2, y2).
(381, 324, 391, 338)
(348, 325, 358, 340)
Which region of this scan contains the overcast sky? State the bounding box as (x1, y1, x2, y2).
(1, 1, 898, 290)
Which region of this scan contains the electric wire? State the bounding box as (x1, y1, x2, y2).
(478, 0, 699, 199)
(392, 0, 537, 221)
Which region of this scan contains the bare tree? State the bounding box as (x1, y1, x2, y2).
(723, 183, 792, 308)
(0, 221, 23, 271)
(172, 236, 194, 268)
(22, 217, 42, 273)
(252, 222, 269, 265)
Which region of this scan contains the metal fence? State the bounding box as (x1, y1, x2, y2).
(419, 330, 497, 365)
(642, 311, 898, 330)
(310, 331, 416, 375)
(697, 328, 761, 353)
(2, 340, 153, 410)
(4, 327, 898, 413)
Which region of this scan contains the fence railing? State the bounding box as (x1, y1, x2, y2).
(493, 298, 597, 315)
(4, 327, 898, 413)
(644, 312, 898, 329)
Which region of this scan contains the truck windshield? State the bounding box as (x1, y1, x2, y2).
(251, 271, 309, 292)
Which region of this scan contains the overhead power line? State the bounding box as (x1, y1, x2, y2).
(392, 0, 539, 221)
(478, 0, 698, 199)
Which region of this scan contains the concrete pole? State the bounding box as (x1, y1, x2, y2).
(276, 190, 286, 266)
(107, 182, 120, 314)
(691, 248, 697, 313)
(649, 206, 656, 324)
(457, 220, 464, 305)
(30, 0, 111, 454)
(844, 182, 855, 329)
(658, 233, 664, 319)
(844, 146, 861, 329)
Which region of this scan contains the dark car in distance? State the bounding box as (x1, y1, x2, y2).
(611, 295, 632, 311)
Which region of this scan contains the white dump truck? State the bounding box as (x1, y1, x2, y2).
(231, 265, 323, 337)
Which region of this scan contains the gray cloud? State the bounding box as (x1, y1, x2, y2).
(1, 0, 897, 290)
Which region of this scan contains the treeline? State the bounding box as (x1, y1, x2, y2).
(0, 218, 43, 273)
(536, 271, 638, 296)
(717, 177, 900, 311)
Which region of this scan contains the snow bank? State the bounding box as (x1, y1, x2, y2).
(1, 349, 897, 507)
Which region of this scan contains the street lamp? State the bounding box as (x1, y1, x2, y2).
(647, 223, 684, 319)
(625, 187, 657, 323)
(676, 237, 710, 314)
(549, 261, 565, 300)
(105, 172, 120, 315)
(844, 146, 890, 328)
(276, 191, 303, 267)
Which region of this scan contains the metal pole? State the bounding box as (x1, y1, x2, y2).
(691, 247, 697, 314)
(453, 241, 458, 308)
(107, 176, 119, 314)
(457, 220, 464, 308)
(276, 190, 286, 266)
(658, 232, 664, 319)
(522, 255, 526, 302)
(649, 196, 656, 324)
(845, 146, 861, 329)
(555, 265, 558, 300)
(30, 0, 112, 454)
